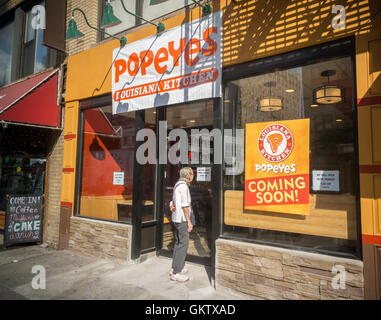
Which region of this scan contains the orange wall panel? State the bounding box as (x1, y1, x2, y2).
(374, 176, 381, 235)
(371, 107, 381, 163)
(369, 39, 381, 96)
(64, 102, 79, 136)
(358, 107, 373, 165)
(61, 171, 75, 204)
(360, 174, 375, 236)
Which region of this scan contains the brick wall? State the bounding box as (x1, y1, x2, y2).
(68, 216, 133, 262)
(216, 239, 364, 300)
(44, 130, 65, 249)
(66, 0, 99, 56)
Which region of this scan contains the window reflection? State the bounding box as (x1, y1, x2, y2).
(140, 108, 157, 222)
(223, 56, 358, 257)
(101, 0, 188, 37)
(80, 106, 136, 222)
(142, 0, 185, 21)
(102, 0, 136, 37)
(22, 1, 48, 77)
(0, 20, 14, 87)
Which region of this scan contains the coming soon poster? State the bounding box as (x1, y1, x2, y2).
(245, 119, 310, 215)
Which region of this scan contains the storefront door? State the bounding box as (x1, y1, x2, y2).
(158, 101, 215, 265)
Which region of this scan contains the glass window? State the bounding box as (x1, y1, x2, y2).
(34, 26, 48, 73)
(0, 124, 55, 211)
(79, 105, 136, 222)
(142, 0, 187, 21)
(102, 0, 137, 37)
(101, 0, 189, 37)
(0, 20, 14, 87)
(223, 56, 359, 257)
(140, 108, 157, 223)
(22, 1, 48, 77)
(25, 9, 36, 43)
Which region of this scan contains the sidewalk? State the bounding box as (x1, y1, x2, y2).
(0, 232, 249, 300)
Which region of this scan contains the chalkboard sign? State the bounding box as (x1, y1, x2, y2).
(3, 195, 44, 248)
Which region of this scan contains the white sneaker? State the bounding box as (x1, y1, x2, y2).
(169, 267, 189, 276)
(170, 272, 189, 282)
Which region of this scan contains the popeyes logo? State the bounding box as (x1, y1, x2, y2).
(112, 11, 222, 114)
(245, 119, 310, 215)
(258, 124, 294, 163)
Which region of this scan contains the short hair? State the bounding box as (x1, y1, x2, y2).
(179, 167, 193, 181)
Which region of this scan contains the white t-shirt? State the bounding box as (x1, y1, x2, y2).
(171, 181, 192, 223)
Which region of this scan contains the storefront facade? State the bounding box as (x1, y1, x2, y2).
(62, 0, 381, 299)
(0, 69, 63, 234)
(0, 0, 67, 247)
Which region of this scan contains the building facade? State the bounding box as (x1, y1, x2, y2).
(60, 0, 380, 300)
(0, 0, 66, 248)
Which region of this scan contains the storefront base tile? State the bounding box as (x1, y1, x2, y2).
(68, 216, 132, 262)
(215, 239, 364, 300)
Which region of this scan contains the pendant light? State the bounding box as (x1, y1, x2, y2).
(66, 8, 127, 46)
(257, 81, 283, 112)
(101, 1, 123, 29)
(313, 70, 344, 105)
(66, 18, 84, 40)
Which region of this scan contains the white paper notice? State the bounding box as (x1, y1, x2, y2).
(113, 172, 125, 185)
(197, 167, 211, 182)
(312, 170, 339, 192)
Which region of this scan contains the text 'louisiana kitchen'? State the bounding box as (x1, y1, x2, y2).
(113, 27, 219, 102)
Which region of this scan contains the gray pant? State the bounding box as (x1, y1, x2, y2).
(171, 222, 189, 274)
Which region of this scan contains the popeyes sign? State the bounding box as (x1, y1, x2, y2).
(245, 119, 310, 215)
(112, 11, 222, 114)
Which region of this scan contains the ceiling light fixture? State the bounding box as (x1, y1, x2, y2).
(313, 70, 344, 105)
(257, 81, 283, 112)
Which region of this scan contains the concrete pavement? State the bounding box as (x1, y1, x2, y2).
(0, 232, 249, 300)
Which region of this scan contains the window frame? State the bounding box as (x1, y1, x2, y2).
(20, 0, 53, 78)
(74, 93, 140, 226)
(220, 36, 362, 260)
(0, 0, 61, 86)
(98, 0, 200, 42)
(0, 11, 15, 87)
(98, 0, 142, 42)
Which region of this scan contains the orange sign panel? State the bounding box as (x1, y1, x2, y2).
(245, 119, 310, 215)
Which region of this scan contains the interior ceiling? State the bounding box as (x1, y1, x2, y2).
(99, 99, 214, 130)
(232, 56, 352, 101)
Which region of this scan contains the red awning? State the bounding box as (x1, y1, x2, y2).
(0, 69, 61, 128)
